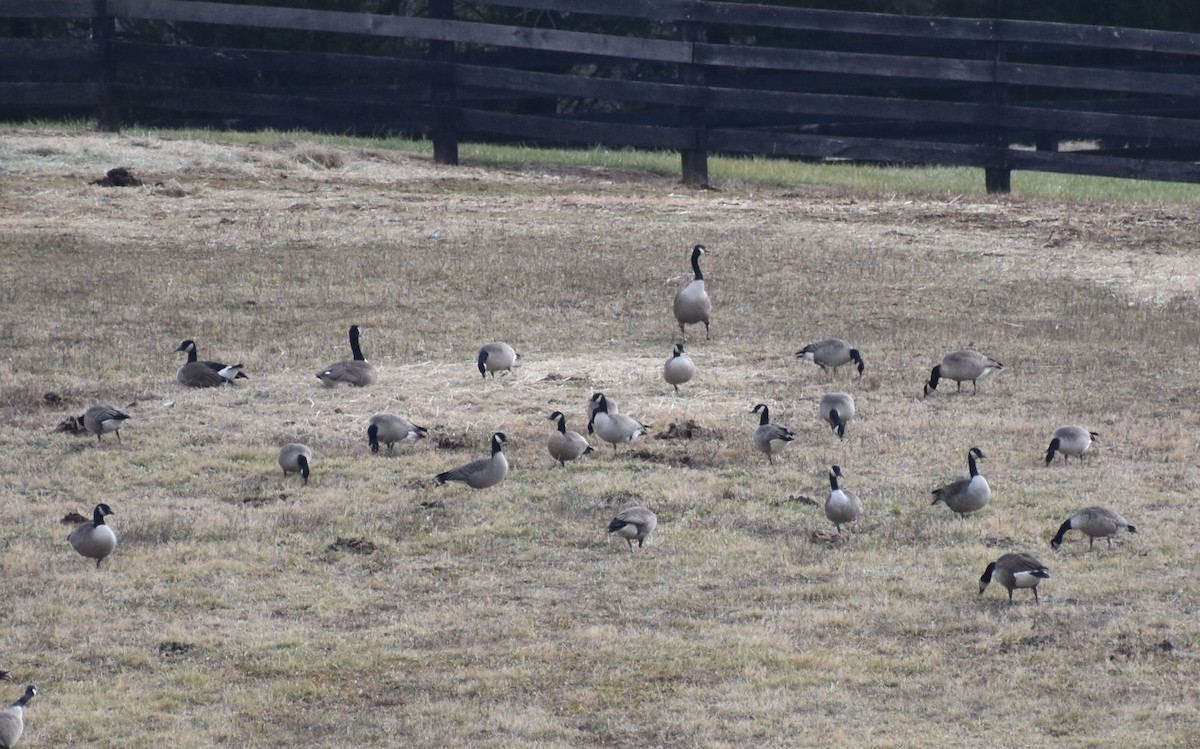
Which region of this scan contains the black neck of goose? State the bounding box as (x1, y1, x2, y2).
(927, 365, 941, 390)
(16, 687, 34, 707)
(555, 415, 567, 434)
(186, 344, 198, 363)
(691, 247, 704, 280)
(491, 435, 504, 455)
(367, 423, 379, 452)
(758, 407, 769, 425)
(829, 471, 840, 491)
(968, 453, 979, 477)
(594, 396, 608, 415)
(92, 507, 107, 525)
(349, 328, 365, 361)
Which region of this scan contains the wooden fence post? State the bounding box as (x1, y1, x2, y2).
(428, 0, 458, 166)
(679, 21, 708, 188)
(984, 5, 1010, 193)
(92, 0, 119, 132)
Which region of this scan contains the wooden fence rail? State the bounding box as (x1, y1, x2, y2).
(2, 0, 1200, 190)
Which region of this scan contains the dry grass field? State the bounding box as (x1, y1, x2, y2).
(1, 127, 1198, 748)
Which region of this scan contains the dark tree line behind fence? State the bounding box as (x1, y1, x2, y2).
(3, 0, 1200, 191)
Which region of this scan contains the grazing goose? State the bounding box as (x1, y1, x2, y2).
(979, 552, 1050, 604)
(67, 503, 118, 569)
(931, 447, 991, 517)
(436, 432, 509, 489)
(81, 404, 129, 444)
(923, 350, 1003, 396)
(0, 684, 36, 749)
(607, 506, 658, 551)
(547, 411, 593, 468)
(316, 325, 378, 387)
(663, 343, 697, 393)
(278, 443, 313, 485)
(825, 465, 863, 533)
(819, 392, 856, 440)
(1051, 506, 1136, 550)
(587, 394, 649, 453)
(795, 338, 864, 377)
(750, 403, 795, 464)
(673, 244, 712, 342)
(366, 413, 427, 455)
(1045, 426, 1099, 466)
(477, 342, 519, 379)
(174, 339, 247, 387)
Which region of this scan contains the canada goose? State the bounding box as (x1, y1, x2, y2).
(477, 342, 519, 379)
(316, 325, 377, 387)
(979, 552, 1050, 604)
(586, 392, 618, 424)
(366, 413, 427, 455)
(819, 392, 856, 440)
(81, 404, 129, 444)
(0, 684, 36, 749)
(923, 350, 1003, 396)
(1051, 506, 1136, 550)
(795, 338, 864, 377)
(278, 443, 313, 485)
(436, 432, 509, 489)
(750, 403, 795, 464)
(663, 343, 697, 393)
(608, 506, 657, 551)
(1045, 426, 1099, 466)
(67, 503, 118, 569)
(587, 394, 649, 453)
(931, 447, 991, 517)
(174, 339, 247, 387)
(673, 244, 712, 342)
(547, 411, 593, 468)
(825, 465, 863, 533)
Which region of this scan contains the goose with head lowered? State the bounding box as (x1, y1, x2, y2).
(278, 443, 313, 485)
(607, 506, 657, 551)
(931, 447, 991, 517)
(67, 503, 118, 569)
(436, 432, 509, 489)
(174, 339, 247, 387)
(663, 343, 697, 393)
(316, 325, 378, 387)
(587, 394, 649, 454)
(1051, 506, 1136, 550)
(750, 403, 795, 465)
(1045, 426, 1099, 466)
(0, 684, 37, 749)
(367, 413, 427, 455)
(825, 465, 863, 533)
(75, 404, 129, 444)
(819, 392, 855, 440)
(979, 552, 1050, 604)
(923, 350, 1002, 396)
(547, 411, 593, 468)
(477, 342, 519, 379)
(673, 244, 712, 342)
(795, 338, 864, 377)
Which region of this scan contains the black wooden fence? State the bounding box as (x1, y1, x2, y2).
(3, 0, 1200, 191)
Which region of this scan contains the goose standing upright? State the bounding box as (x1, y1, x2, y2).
(174, 339, 247, 387)
(750, 403, 795, 464)
(278, 443, 313, 484)
(477, 342, 519, 379)
(795, 338, 864, 377)
(67, 503, 118, 569)
(366, 414, 427, 455)
(1051, 506, 1136, 550)
(923, 350, 1003, 396)
(0, 684, 36, 749)
(436, 432, 509, 489)
(1045, 426, 1099, 466)
(316, 325, 378, 387)
(819, 392, 856, 440)
(979, 552, 1050, 604)
(587, 394, 649, 453)
(586, 392, 618, 425)
(607, 506, 658, 551)
(663, 343, 697, 393)
(547, 411, 593, 468)
(931, 447, 991, 517)
(673, 244, 711, 342)
(825, 465, 863, 533)
(81, 404, 129, 444)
